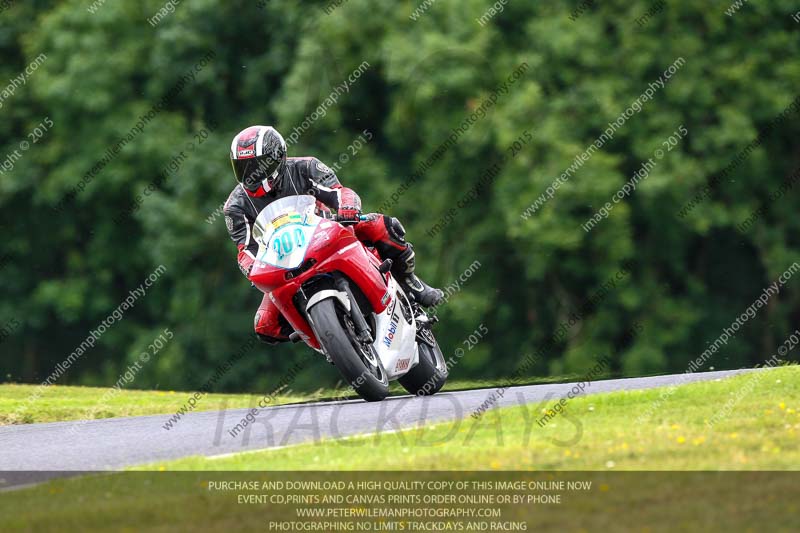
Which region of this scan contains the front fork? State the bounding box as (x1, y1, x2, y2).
(334, 277, 373, 344)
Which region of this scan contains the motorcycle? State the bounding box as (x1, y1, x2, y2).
(249, 195, 448, 401)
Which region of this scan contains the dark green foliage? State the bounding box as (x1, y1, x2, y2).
(1, 0, 798, 392)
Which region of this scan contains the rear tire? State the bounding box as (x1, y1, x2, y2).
(308, 298, 389, 402)
(399, 330, 448, 396)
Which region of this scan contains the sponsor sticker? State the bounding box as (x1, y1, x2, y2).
(225, 216, 234, 232)
(382, 308, 401, 348)
(270, 212, 302, 230)
(395, 358, 410, 372)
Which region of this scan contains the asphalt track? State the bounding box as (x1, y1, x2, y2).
(0, 369, 754, 488)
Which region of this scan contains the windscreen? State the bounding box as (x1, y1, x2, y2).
(252, 195, 321, 269)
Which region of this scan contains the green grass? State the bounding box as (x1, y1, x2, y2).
(0, 384, 318, 425)
(2, 367, 798, 532)
(141, 365, 800, 471)
(0, 375, 572, 426)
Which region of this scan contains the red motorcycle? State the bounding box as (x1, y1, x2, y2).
(249, 195, 448, 401)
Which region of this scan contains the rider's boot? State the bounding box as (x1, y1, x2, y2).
(391, 244, 444, 307)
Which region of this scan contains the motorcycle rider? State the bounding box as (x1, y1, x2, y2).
(223, 125, 444, 344)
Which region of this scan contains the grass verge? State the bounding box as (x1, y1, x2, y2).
(141, 365, 800, 471)
(0, 374, 575, 426)
(1, 367, 798, 532)
(0, 384, 315, 425)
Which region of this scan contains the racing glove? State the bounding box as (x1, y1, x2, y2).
(337, 187, 362, 222)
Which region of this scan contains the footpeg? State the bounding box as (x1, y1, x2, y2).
(289, 331, 302, 343)
(416, 313, 439, 325)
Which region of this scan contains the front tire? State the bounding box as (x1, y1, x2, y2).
(308, 298, 389, 402)
(399, 329, 448, 396)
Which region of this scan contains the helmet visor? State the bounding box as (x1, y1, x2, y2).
(232, 154, 281, 192)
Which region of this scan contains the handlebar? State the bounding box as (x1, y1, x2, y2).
(331, 214, 368, 224)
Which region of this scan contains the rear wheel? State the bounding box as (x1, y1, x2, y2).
(399, 327, 448, 396)
(308, 298, 389, 402)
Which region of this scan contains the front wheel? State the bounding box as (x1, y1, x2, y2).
(399, 328, 448, 396)
(308, 298, 389, 402)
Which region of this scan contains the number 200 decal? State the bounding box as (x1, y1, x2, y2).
(273, 227, 306, 257)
